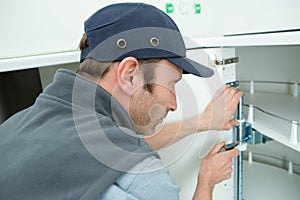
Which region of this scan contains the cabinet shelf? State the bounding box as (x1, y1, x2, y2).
(192, 31, 300, 48)
(1, 31, 300, 73)
(244, 91, 300, 152)
(0, 51, 80, 73)
(243, 160, 300, 200)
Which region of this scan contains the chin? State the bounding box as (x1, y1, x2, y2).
(135, 125, 155, 136)
(135, 119, 164, 136)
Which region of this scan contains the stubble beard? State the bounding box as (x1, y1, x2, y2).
(129, 90, 166, 136)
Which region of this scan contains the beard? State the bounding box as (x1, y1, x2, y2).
(129, 89, 167, 136)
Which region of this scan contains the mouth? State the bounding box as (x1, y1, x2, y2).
(157, 118, 165, 126)
(160, 112, 169, 124)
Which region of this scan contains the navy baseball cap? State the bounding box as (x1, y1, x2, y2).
(80, 3, 214, 77)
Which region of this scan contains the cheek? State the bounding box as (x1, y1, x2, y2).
(129, 90, 167, 128)
(128, 91, 152, 125)
(148, 99, 166, 120)
(154, 86, 175, 106)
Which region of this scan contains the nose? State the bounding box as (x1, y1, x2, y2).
(168, 93, 177, 112)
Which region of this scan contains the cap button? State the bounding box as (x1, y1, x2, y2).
(117, 39, 127, 48)
(150, 37, 159, 47)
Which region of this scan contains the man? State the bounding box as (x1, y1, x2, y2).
(0, 3, 242, 200)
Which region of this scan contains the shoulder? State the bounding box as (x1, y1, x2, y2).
(99, 156, 180, 200)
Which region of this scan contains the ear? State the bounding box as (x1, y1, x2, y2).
(116, 57, 141, 95)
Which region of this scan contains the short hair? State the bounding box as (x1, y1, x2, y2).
(77, 32, 161, 93)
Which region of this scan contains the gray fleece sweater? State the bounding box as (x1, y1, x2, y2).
(0, 69, 157, 200)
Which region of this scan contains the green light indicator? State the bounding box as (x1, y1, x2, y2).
(165, 3, 174, 14)
(194, 3, 201, 14)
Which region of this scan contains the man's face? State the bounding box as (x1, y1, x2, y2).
(129, 59, 182, 135)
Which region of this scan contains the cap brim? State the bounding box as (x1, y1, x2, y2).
(166, 57, 214, 77)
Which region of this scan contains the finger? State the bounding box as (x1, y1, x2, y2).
(223, 167, 233, 179)
(232, 90, 244, 100)
(229, 91, 244, 110)
(230, 120, 240, 127)
(215, 85, 229, 98)
(226, 87, 239, 99)
(223, 166, 233, 174)
(225, 89, 242, 105)
(224, 84, 231, 90)
(222, 122, 234, 130)
(210, 141, 226, 154)
(224, 148, 240, 158)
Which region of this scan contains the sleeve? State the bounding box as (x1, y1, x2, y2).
(99, 156, 180, 200)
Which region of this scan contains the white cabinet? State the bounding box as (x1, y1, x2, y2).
(169, 0, 300, 39)
(1, 0, 300, 61)
(183, 36, 300, 200)
(1, 1, 299, 199)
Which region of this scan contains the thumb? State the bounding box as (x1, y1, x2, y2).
(230, 120, 240, 127)
(223, 148, 240, 159)
(210, 141, 225, 154)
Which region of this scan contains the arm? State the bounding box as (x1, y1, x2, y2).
(99, 156, 180, 200)
(146, 85, 244, 150)
(145, 115, 206, 150)
(193, 142, 240, 200)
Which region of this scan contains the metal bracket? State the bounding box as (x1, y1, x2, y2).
(247, 128, 273, 144)
(234, 122, 273, 144)
(226, 80, 239, 88)
(214, 57, 239, 65)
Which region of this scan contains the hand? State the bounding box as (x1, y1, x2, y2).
(198, 142, 240, 190)
(199, 85, 244, 131)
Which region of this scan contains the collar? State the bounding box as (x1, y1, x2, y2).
(43, 69, 136, 132)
